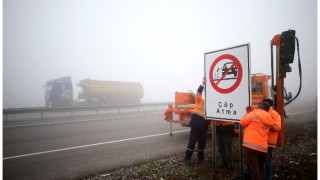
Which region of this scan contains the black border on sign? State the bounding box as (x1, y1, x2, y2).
(204, 43, 251, 122)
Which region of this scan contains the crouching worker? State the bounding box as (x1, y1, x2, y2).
(216, 120, 235, 169)
(240, 102, 274, 180)
(185, 77, 210, 166)
(262, 99, 281, 180)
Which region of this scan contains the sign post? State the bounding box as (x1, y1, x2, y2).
(204, 44, 251, 177)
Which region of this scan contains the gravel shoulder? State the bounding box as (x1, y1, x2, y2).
(83, 119, 317, 180)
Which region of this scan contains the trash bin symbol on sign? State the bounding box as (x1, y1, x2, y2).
(209, 54, 243, 94)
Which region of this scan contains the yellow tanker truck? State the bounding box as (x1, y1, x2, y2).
(77, 79, 144, 105)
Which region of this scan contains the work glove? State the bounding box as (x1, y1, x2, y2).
(246, 106, 252, 113)
(202, 77, 207, 86)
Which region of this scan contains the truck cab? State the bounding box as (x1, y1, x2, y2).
(251, 74, 271, 108)
(44, 76, 73, 107)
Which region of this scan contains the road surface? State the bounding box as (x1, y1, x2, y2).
(4, 110, 191, 180)
(3, 109, 316, 180)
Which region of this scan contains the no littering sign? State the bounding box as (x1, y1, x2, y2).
(209, 54, 243, 94)
(204, 44, 251, 121)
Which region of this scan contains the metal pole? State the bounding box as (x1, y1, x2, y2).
(240, 124, 244, 180)
(170, 122, 173, 136)
(212, 120, 216, 170)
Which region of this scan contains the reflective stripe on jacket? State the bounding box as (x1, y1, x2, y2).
(240, 109, 274, 153)
(267, 108, 281, 148)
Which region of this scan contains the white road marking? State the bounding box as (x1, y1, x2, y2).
(4, 114, 160, 128)
(3, 129, 190, 160)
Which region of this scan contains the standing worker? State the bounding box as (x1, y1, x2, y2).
(262, 99, 281, 180)
(185, 77, 210, 165)
(216, 120, 235, 169)
(240, 102, 274, 180)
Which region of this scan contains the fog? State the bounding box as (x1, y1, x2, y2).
(3, 0, 317, 113)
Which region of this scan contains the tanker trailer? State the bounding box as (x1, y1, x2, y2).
(77, 79, 144, 105)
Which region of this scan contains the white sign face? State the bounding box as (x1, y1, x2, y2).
(204, 44, 251, 121)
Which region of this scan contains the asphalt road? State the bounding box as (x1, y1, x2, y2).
(3, 109, 317, 180)
(3, 110, 191, 180)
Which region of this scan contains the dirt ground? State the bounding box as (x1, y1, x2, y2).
(84, 119, 317, 180)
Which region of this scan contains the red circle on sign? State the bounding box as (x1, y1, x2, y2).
(209, 54, 243, 94)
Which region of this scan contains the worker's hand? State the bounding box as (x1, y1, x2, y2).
(246, 106, 252, 113)
(202, 77, 207, 86)
(270, 125, 275, 131)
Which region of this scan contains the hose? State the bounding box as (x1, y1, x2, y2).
(285, 37, 302, 107)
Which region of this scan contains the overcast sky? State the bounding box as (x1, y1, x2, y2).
(3, 0, 317, 112)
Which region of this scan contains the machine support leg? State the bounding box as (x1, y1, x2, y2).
(170, 122, 173, 136)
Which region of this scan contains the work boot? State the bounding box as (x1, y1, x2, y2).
(244, 169, 251, 180)
(227, 162, 234, 170)
(184, 158, 193, 167)
(197, 150, 204, 162)
(218, 161, 227, 168)
(185, 149, 193, 160)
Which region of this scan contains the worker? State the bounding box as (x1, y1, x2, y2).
(185, 77, 210, 166)
(262, 99, 281, 180)
(216, 120, 235, 169)
(240, 102, 274, 180)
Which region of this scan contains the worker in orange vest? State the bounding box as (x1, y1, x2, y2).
(216, 120, 235, 169)
(185, 77, 210, 166)
(240, 102, 274, 180)
(262, 99, 281, 180)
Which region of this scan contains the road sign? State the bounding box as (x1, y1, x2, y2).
(209, 54, 243, 94)
(204, 44, 251, 121)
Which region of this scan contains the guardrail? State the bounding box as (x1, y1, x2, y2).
(3, 102, 171, 121)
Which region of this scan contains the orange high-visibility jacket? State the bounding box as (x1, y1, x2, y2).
(189, 85, 209, 131)
(240, 109, 274, 153)
(193, 85, 205, 117)
(216, 121, 234, 126)
(267, 108, 281, 148)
